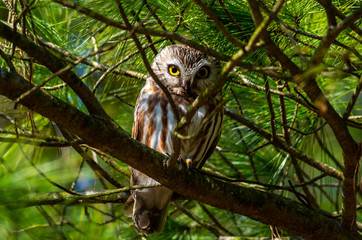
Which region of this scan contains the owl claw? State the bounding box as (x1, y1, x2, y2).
(177, 155, 192, 169)
(185, 159, 192, 169)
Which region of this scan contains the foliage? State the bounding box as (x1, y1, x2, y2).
(0, 0, 361, 239)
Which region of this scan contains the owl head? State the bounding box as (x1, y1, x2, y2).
(150, 45, 221, 99)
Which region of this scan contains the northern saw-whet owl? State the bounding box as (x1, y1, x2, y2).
(124, 45, 223, 235)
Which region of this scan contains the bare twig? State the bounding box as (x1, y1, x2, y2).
(235, 75, 318, 113)
(199, 203, 234, 236)
(217, 0, 248, 40)
(0, 48, 15, 71)
(277, 81, 318, 208)
(114, 94, 135, 108)
(194, 0, 245, 48)
(264, 76, 276, 140)
(216, 150, 246, 180)
(173, 201, 221, 237)
(60, 129, 124, 189)
(343, 76, 362, 120)
(36, 206, 67, 240)
(224, 107, 343, 180)
(274, 121, 327, 136)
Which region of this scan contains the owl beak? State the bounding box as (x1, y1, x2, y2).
(184, 79, 194, 98)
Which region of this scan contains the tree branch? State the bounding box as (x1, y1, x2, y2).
(0, 67, 360, 240)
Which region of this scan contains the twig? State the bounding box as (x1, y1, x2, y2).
(234, 75, 318, 113)
(142, 0, 175, 45)
(174, 99, 225, 140)
(39, 38, 147, 81)
(264, 76, 276, 140)
(314, 132, 343, 170)
(36, 206, 67, 240)
(308, 7, 362, 66)
(247, 141, 271, 155)
(17, 145, 81, 195)
(274, 121, 327, 136)
(199, 203, 234, 236)
(2, 185, 158, 207)
(289, 103, 299, 131)
(42, 82, 67, 91)
(13, 0, 36, 28)
(194, 0, 245, 48)
(0, 137, 83, 147)
(343, 76, 362, 120)
(216, 150, 246, 180)
(197, 167, 327, 192)
(224, 107, 343, 180)
(316, 0, 362, 37)
(348, 116, 362, 120)
(229, 87, 243, 115)
(14, 23, 142, 107)
(217, 0, 248, 40)
(60, 129, 124, 189)
(172, 201, 221, 237)
(114, 94, 135, 108)
(0, 48, 15, 71)
(14, 220, 84, 234)
(247, 0, 301, 75)
(85, 145, 130, 178)
(278, 80, 318, 207)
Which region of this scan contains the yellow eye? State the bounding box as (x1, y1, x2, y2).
(168, 65, 180, 76)
(197, 67, 209, 78)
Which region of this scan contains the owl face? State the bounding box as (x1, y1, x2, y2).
(151, 45, 221, 98)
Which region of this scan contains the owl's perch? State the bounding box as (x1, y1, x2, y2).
(1, 67, 361, 240)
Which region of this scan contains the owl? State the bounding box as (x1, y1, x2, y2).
(124, 45, 223, 235)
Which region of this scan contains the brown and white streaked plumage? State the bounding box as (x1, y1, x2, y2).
(124, 45, 223, 235)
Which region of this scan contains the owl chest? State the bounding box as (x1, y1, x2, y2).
(135, 83, 222, 168)
(177, 104, 209, 150)
(137, 95, 210, 151)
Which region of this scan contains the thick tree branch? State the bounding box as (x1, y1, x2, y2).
(0, 67, 360, 240)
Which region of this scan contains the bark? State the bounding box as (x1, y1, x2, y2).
(0, 68, 361, 240)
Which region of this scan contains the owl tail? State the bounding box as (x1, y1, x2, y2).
(124, 186, 173, 236)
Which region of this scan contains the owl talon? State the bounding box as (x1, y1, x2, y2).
(185, 159, 192, 169)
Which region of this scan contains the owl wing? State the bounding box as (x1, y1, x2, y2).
(125, 82, 173, 236)
(196, 110, 223, 169)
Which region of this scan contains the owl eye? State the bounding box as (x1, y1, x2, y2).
(168, 65, 180, 76)
(196, 67, 209, 78)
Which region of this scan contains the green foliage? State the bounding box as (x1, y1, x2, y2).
(0, 0, 361, 239)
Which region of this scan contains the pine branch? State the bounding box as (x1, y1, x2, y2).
(0, 67, 359, 239)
